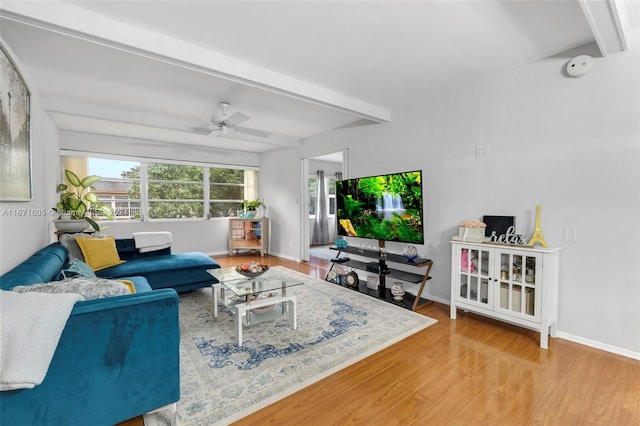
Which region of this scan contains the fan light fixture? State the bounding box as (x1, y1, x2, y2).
(218, 102, 231, 114)
(195, 101, 271, 139)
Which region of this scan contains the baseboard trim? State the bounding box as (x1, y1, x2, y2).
(438, 298, 639, 360)
(268, 251, 299, 262)
(206, 250, 229, 257)
(404, 291, 449, 306)
(205, 250, 299, 262)
(556, 331, 640, 360)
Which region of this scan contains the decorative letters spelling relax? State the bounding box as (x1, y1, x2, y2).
(489, 226, 527, 245)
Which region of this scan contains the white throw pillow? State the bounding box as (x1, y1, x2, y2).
(59, 233, 89, 263)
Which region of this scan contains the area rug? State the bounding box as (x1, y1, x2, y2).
(144, 266, 436, 425)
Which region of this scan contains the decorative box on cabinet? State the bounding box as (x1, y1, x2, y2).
(450, 241, 560, 349)
(229, 218, 269, 256)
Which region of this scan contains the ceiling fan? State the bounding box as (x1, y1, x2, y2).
(192, 102, 271, 138)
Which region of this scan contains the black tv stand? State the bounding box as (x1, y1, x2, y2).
(366, 261, 390, 274)
(325, 244, 433, 311)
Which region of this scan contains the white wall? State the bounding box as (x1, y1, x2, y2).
(265, 44, 640, 357)
(260, 147, 301, 260)
(0, 38, 59, 273)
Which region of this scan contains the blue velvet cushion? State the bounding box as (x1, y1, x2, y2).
(61, 259, 97, 279)
(0, 244, 68, 290)
(119, 276, 153, 293)
(97, 252, 218, 290)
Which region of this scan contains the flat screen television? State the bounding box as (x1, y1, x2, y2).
(336, 170, 424, 244)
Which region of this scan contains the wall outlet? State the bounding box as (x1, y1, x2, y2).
(476, 145, 490, 159)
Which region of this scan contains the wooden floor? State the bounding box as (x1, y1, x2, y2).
(118, 252, 640, 426)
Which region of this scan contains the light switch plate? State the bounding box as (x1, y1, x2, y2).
(564, 227, 577, 242)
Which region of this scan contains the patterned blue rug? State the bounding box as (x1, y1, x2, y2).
(145, 266, 436, 425)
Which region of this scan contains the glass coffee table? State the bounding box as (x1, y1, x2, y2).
(207, 267, 304, 347)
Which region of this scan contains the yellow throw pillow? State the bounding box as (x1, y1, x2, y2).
(76, 236, 126, 271)
(117, 279, 136, 294)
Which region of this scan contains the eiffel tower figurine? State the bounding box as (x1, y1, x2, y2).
(528, 205, 548, 248)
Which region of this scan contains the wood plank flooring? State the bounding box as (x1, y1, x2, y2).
(118, 253, 640, 426)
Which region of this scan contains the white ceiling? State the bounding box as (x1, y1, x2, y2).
(0, 1, 632, 154)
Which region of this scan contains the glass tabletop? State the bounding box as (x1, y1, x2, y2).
(208, 266, 305, 297)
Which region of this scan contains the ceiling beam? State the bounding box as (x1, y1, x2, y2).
(579, 0, 629, 56)
(41, 96, 301, 148)
(0, 3, 390, 123)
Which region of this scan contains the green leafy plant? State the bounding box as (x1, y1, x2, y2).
(242, 199, 264, 211)
(53, 170, 114, 231)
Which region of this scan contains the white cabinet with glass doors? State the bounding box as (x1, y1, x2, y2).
(450, 241, 560, 349)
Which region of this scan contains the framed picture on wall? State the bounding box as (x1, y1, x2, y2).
(1, 43, 32, 201)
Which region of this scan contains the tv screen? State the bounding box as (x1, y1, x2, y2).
(336, 170, 424, 244)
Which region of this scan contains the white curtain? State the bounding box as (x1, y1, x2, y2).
(312, 170, 330, 245)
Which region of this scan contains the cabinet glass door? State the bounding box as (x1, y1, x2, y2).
(458, 247, 491, 308)
(496, 251, 539, 318)
(230, 220, 246, 240)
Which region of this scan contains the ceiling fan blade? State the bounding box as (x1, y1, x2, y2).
(190, 126, 214, 135)
(225, 112, 250, 126)
(189, 125, 222, 137)
(234, 126, 271, 138)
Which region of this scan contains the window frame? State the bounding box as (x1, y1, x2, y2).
(308, 174, 337, 219)
(146, 162, 206, 220)
(61, 151, 258, 222)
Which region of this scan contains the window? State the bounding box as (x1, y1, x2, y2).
(308, 174, 318, 216)
(104, 162, 141, 220)
(63, 158, 141, 221)
(148, 163, 203, 219)
(62, 156, 257, 220)
(209, 168, 249, 217)
(328, 177, 336, 216)
(308, 174, 336, 218)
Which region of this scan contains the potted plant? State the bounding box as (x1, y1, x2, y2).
(241, 199, 264, 218)
(53, 170, 114, 232)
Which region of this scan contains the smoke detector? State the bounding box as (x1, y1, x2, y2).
(566, 55, 594, 78)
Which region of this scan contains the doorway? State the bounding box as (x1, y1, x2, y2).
(301, 149, 348, 262)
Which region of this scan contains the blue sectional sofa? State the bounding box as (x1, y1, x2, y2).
(101, 238, 221, 292)
(0, 238, 220, 425)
